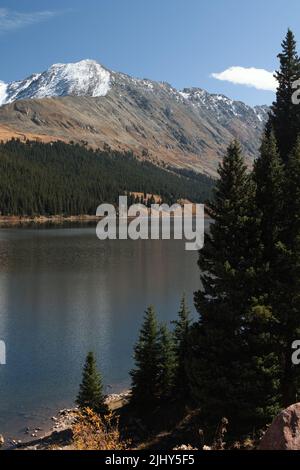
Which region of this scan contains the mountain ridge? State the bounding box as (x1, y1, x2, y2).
(0, 60, 269, 176)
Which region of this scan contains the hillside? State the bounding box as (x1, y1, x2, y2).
(0, 60, 268, 177)
(0, 139, 214, 217)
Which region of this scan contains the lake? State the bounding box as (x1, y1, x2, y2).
(0, 224, 202, 441)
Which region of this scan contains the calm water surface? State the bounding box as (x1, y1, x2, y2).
(0, 224, 202, 440)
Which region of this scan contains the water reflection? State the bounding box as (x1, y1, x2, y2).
(0, 225, 201, 438)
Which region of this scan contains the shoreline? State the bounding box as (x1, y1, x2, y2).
(0, 215, 100, 228)
(2, 391, 131, 450)
(0, 211, 210, 228)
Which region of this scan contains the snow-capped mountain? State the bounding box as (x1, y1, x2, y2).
(0, 60, 268, 121)
(0, 60, 111, 105)
(0, 60, 269, 176)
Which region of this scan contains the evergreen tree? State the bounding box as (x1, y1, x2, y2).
(251, 131, 284, 375)
(130, 306, 160, 408)
(253, 132, 285, 267)
(242, 132, 286, 419)
(254, 134, 300, 408)
(157, 324, 177, 401)
(172, 295, 191, 399)
(189, 141, 274, 434)
(76, 352, 107, 414)
(275, 139, 300, 406)
(195, 140, 258, 321)
(268, 29, 300, 161)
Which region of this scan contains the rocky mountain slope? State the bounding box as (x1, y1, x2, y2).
(0, 60, 269, 176)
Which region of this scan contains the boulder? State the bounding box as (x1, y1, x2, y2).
(259, 403, 300, 450)
(0, 435, 4, 447)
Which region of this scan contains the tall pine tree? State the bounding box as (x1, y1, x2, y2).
(256, 30, 300, 405)
(172, 295, 191, 400)
(268, 29, 300, 161)
(255, 30, 300, 409)
(189, 141, 274, 434)
(275, 139, 300, 406)
(243, 132, 286, 420)
(157, 324, 177, 402)
(130, 306, 160, 408)
(253, 132, 285, 268)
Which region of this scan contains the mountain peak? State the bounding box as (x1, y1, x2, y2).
(0, 60, 111, 106)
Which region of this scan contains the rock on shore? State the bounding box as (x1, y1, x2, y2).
(259, 403, 300, 450)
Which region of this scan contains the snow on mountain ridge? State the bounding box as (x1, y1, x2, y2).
(178, 87, 268, 123)
(0, 60, 111, 105)
(0, 59, 268, 125)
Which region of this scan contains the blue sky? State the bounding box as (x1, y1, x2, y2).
(0, 0, 300, 105)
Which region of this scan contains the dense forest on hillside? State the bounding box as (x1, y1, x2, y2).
(0, 139, 214, 216)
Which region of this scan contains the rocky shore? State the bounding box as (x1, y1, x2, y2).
(0, 391, 131, 451)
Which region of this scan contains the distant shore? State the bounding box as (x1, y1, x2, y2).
(0, 210, 210, 228)
(0, 215, 100, 228)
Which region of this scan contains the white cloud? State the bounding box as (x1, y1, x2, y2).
(0, 8, 58, 33)
(212, 66, 277, 92)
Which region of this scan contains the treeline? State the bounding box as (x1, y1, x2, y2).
(187, 30, 300, 438)
(76, 296, 191, 418)
(0, 139, 214, 216)
(130, 297, 191, 408)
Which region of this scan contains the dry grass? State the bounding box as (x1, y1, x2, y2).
(0, 124, 64, 144)
(72, 408, 129, 451)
